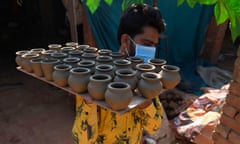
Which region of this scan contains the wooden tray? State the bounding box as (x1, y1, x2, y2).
(17, 67, 150, 114)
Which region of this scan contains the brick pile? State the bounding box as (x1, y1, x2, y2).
(213, 47, 240, 144)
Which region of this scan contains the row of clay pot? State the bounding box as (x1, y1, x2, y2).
(16, 49, 181, 90)
(51, 63, 163, 110)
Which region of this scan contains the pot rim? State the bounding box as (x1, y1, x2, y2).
(30, 58, 45, 63)
(115, 69, 136, 76)
(41, 58, 60, 64)
(113, 59, 131, 65)
(63, 57, 81, 62)
(22, 53, 40, 59)
(65, 42, 78, 47)
(148, 58, 167, 65)
(90, 74, 112, 82)
(96, 64, 113, 71)
(48, 44, 62, 48)
(128, 56, 144, 62)
(107, 82, 131, 91)
(54, 64, 72, 71)
(51, 52, 68, 57)
(135, 63, 156, 71)
(70, 67, 91, 74)
(16, 50, 29, 55)
(41, 50, 58, 54)
(76, 44, 90, 49)
(77, 60, 95, 66)
(141, 72, 160, 80)
(161, 65, 180, 72)
(83, 47, 98, 53)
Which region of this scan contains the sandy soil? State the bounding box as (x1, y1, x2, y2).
(0, 66, 75, 144)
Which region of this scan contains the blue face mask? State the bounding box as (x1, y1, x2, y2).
(129, 37, 156, 62)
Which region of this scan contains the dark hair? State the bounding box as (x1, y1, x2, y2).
(117, 3, 165, 44)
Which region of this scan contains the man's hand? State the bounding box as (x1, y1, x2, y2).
(138, 99, 152, 109)
(84, 98, 94, 104)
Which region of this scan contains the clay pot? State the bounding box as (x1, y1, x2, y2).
(110, 52, 124, 60)
(96, 55, 113, 65)
(50, 52, 68, 63)
(159, 65, 181, 89)
(68, 67, 91, 93)
(65, 42, 78, 48)
(135, 63, 156, 79)
(30, 58, 45, 77)
(53, 64, 72, 87)
(81, 52, 97, 61)
(68, 50, 83, 58)
(83, 47, 98, 53)
(48, 44, 62, 52)
(77, 60, 96, 74)
(15, 50, 29, 67)
(63, 57, 81, 68)
(88, 74, 112, 100)
(60, 47, 75, 53)
(21, 53, 40, 73)
(98, 49, 112, 55)
(41, 50, 58, 58)
(95, 64, 114, 78)
(148, 58, 167, 73)
(105, 82, 133, 110)
(128, 56, 144, 70)
(137, 72, 162, 99)
(114, 69, 138, 90)
(113, 59, 132, 70)
(76, 45, 90, 50)
(41, 59, 60, 81)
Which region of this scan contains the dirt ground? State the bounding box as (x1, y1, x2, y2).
(0, 65, 75, 144)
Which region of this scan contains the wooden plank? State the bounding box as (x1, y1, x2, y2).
(17, 67, 151, 114)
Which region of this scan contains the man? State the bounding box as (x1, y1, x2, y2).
(72, 3, 166, 144)
(118, 3, 165, 61)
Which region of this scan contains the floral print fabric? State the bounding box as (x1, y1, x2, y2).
(72, 96, 163, 144)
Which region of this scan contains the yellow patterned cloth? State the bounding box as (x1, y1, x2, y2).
(72, 96, 163, 144)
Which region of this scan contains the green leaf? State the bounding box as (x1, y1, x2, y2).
(86, 0, 101, 14)
(214, 1, 229, 25)
(224, 0, 240, 41)
(104, 0, 113, 6)
(177, 0, 185, 6)
(198, 0, 217, 5)
(186, 0, 197, 8)
(229, 14, 240, 42)
(121, 0, 144, 11)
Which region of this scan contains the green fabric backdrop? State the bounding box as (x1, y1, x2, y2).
(82, 0, 214, 94)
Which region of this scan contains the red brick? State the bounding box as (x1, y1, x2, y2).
(220, 114, 240, 134)
(228, 131, 240, 144)
(232, 59, 240, 83)
(213, 132, 233, 144)
(228, 81, 240, 97)
(215, 124, 231, 138)
(237, 47, 240, 57)
(223, 104, 238, 118)
(235, 113, 240, 123)
(226, 94, 240, 111)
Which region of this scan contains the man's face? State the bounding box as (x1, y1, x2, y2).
(129, 26, 159, 56)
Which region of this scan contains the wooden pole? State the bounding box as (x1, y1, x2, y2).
(69, 0, 78, 42)
(153, 0, 157, 7)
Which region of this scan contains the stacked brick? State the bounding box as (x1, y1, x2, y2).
(213, 47, 240, 144)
